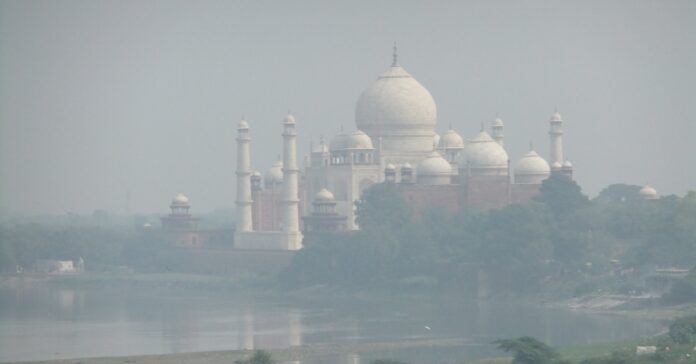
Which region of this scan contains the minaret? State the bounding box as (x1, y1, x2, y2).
(549, 110, 564, 168)
(282, 113, 303, 249)
(235, 118, 253, 232)
(492, 116, 504, 146)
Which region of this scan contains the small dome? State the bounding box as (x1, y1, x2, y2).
(315, 188, 335, 202)
(385, 163, 396, 171)
(265, 161, 284, 185)
(329, 132, 351, 151)
(550, 111, 563, 122)
(313, 141, 329, 154)
(639, 185, 658, 199)
(457, 131, 509, 169)
(551, 161, 562, 169)
(433, 133, 441, 148)
(493, 117, 504, 127)
(401, 162, 413, 170)
(171, 193, 190, 206)
(417, 151, 452, 176)
(347, 130, 374, 149)
(439, 129, 465, 149)
(563, 160, 573, 168)
(251, 170, 262, 178)
(515, 150, 550, 176)
(238, 119, 249, 129)
(284, 113, 296, 124)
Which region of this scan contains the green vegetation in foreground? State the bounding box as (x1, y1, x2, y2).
(466, 316, 696, 364)
(234, 350, 275, 364)
(284, 178, 696, 301)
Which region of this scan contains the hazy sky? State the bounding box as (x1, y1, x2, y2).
(1, 0, 694, 216)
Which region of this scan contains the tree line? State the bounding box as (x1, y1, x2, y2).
(284, 175, 696, 296)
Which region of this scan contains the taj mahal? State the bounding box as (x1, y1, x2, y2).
(228, 46, 575, 251)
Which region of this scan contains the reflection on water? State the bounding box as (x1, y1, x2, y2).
(0, 285, 662, 364)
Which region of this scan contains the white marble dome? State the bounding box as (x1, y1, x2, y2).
(347, 130, 374, 149)
(417, 150, 452, 175)
(171, 193, 190, 206)
(265, 161, 284, 185)
(493, 117, 504, 127)
(433, 133, 441, 148)
(313, 142, 329, 154)
(639, 185, 658, 200)
(385, 163, 396, 171)
(355, 61, 437, 161)
(315, 188, 335, 202)
(514, 150, 551, 184)
(551, 161, 562, 169)
(284, 113, 296, 124)
(563, 160, 573, 168)
(550, 111, 563, 122)
(457, 131, 509, 174)
(329, 132, 351, 151)
(356, 66, 436, 130)
(238, 119, 249, 129)
(439, 129, 465, 149)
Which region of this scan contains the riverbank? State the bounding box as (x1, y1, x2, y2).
(4, 337, 474, 364)
(3, 336, 655, 364)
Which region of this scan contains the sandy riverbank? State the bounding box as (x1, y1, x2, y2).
(5, 337, 477, 364)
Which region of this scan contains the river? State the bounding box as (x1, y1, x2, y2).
(0, 282, 661, 364)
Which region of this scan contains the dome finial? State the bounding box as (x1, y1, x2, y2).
(392, 41, 398, 67)
(529, 141, 534, 151)
(480, 121, 485, 132)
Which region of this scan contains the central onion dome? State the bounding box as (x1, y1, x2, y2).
(514, 150, 550, 184)
(457, 131, 509, 176)
(355, 47, 437, 163)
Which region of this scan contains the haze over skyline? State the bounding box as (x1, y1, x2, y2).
(1, 0, 694, 216)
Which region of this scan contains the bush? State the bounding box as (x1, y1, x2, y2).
(493, 336, 560, 364)
(669, 315, 696, 344)
(234, 350, 274, 364)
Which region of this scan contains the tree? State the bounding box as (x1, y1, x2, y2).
(668, 316, 696, 344)
(535, 174, 589, 219)
(234, 350, 275, 364)
(355, 182, 412, 233)
(493, 336, 560, 364)
(594, 184, 643, 204)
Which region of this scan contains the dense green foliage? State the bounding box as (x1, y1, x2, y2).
(285, 180, 696, 296)
(234, 350, 275, 364)
(369, 360, 408, 364)
(493, 336, 565, 364)
(668, 315, 696, 344)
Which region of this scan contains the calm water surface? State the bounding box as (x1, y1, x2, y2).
(0, 284, 662, 364)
